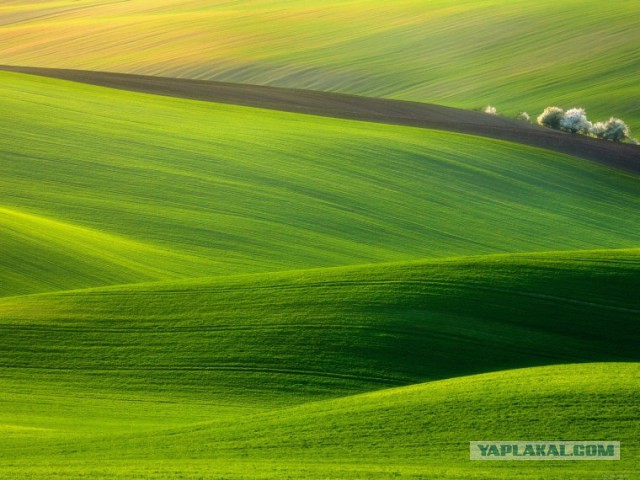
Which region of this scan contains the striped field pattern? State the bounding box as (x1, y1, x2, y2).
(1, 0, 639, 131)
(0, 52, 638, 478)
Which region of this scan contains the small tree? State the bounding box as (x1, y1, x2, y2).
(484, 105, 498, 115)
(516, 112, 530, 122)
(537, 107, 564, 129)
(591, 121, 607, 139)
(560, 108, 592, 134)
(591, 117, 630, 142)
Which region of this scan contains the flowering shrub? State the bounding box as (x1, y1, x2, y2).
(560, 108, 592, 134)
(484, 104, 634, 144)
(537, 107, 564, 129)
(591, 117, 630, 142)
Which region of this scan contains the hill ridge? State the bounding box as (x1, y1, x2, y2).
(3, 246, 639, 301)
(0, 205, 222, 297)
(4, 70, 639, 298)
(2, 65, 639, 174)
(1, 363, 636, 479)
(2, 248, 638, 406)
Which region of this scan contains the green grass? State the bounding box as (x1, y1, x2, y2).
(0, 249, 638, 477)
(2, 0, 639, 131)
(0, 362, 637, 478)
(2, 71, 640, 296)
(1, 72, 638, 478)
(111, 362, 638, 479)
(0, 205, 218, 296)
(2, 248, 639, 405)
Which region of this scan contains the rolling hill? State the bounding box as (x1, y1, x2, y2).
(0, 248, 639, 478)
(1, 248, 639, 404)
(0, 205, 220, 296)
(3, 66, 639, 173)
(96, 363, 638, 479)
(0, 67, 638, 478)
(1, 71, 639, 296)
(0, 360, 637, 478)
(1, 0, 638, 131)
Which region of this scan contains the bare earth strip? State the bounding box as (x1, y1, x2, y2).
(3, 65, 638, 174)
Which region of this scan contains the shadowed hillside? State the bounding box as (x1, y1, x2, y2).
(1, 249, 638, 405)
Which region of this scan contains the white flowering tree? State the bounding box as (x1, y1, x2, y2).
(516, 112, 530, 122)
(591, 118, 630, 142)
(560, 108, 592, 134)
(537, 107, 564, 129)
(484, 106, 498, 115)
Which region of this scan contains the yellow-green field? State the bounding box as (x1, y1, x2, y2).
(2, 0, 639, 131)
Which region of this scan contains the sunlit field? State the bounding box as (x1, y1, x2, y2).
(2, 0, 639, 130)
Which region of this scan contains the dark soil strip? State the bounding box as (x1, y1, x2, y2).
(2, 65, 638, 173)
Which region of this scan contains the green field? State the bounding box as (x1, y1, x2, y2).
(1, 0, 639, 132)
(1, 363, 637, 479)
(1, 250, 639, 478)
(1, 69, 639, 478)
(2, 71, 640, 295)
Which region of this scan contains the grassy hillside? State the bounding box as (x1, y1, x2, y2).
(2, 71, 640, 296)
(1, 241, 638, 477)
(1, 363, 637, 478)
(107, 363, 640, 479)
(0, 206, 220, 296)
(1, 64, 638, 478)
(1, 247, 639, 402)
(2, 0, 638, 131)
